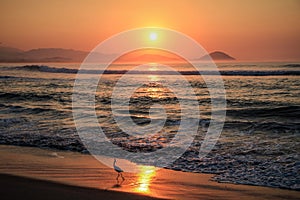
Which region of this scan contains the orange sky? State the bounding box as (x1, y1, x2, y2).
(1, 0, 300, 61)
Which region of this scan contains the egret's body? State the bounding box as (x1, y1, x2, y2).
(113, 159, 125, 182)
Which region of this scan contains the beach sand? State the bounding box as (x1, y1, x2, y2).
(0, 173, 162, 200)
(0, 145, 299, 200)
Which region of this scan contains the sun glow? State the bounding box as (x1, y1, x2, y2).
(134, 166, 156, 194)
(149, 32, 157, 41)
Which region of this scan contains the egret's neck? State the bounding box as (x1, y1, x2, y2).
(113, 160, 116, 166)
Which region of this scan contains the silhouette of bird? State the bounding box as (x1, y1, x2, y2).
(113, 158, 125, 182)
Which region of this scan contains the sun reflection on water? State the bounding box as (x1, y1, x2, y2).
(148, 75, 159, 82)
(134, 166, 156, 194)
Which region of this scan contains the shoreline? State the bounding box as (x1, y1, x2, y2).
(0, 144, 299, 200)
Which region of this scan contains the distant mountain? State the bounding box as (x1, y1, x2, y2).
(0, 46, 25, 61)
(199, 51, 235, 61)
(0, 46, 116, 62)
(0, 46, 23, 54)
(24, 48, 88, 62)
(0, 46, 236, 63)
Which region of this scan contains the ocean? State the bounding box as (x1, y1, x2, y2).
(0, 62, 299, 190)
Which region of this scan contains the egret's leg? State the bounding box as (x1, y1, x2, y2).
(116, 173, 120, 180)
(121, 173, 125, 181)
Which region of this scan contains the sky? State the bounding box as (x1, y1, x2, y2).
(1, 0, 300, 61)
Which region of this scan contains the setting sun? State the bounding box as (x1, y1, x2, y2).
(149, 32, 157, 41)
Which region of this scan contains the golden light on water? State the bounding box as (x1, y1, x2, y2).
(148, 75, 159, 82)
(147, 87, 162, 99)
(134, 166, 156, 194)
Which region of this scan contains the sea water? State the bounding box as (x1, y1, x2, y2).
(0, 62, 299, 190)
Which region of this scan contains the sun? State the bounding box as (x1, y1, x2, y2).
(149, 32, 157, 41)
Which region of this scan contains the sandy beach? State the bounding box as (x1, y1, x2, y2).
(0, 145, 299, 200)
(0, 173, 162, 200)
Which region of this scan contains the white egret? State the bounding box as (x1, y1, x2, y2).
(113, 158, 125, 181)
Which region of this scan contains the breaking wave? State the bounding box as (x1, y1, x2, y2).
(2, 65, 300, 76)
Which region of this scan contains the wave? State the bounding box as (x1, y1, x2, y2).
(0, 92, 55, 101)
(2, 65, 300, 76)
(0, 75, 17, 79)
(282, 64, 300, 68)
(0, 103, 64, 114)
(0, 90, 71, 103)
(14, 65, 79, 73)
(226, 105, 300, 119)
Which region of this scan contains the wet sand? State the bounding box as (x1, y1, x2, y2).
(0, 173, 163, 200)
(0, 145, 299, 200)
